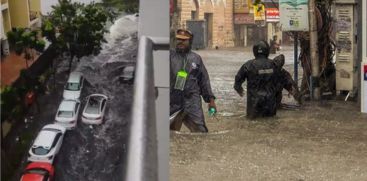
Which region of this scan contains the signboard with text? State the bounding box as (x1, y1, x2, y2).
(234, 13, 255, 24)
(254, 3, 266, 21)
(279, 0, 309, 31)
(266, 8, 280, 22)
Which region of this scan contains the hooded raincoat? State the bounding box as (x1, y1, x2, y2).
(234, 55, 279, 118)
(170, 50, 215, 128)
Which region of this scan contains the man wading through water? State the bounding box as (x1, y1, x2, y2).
(234, 40, 280, 119)
(170, 29, 217, 133)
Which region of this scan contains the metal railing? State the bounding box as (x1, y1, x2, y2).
(125, 36, 169, 181)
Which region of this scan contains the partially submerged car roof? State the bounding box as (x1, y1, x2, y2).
(58, 100, 77, 111)
(33, 130, 58, 149)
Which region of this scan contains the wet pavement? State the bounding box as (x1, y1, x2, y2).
(170, 48, 367, 181)
(4, 15, 138, 181)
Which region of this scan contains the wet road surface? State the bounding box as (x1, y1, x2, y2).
(55, 15, 138, 181)
(8, 15, 138, 181)
(170, 48, 367, 181)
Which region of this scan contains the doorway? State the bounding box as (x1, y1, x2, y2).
(204, 13, 213, 48)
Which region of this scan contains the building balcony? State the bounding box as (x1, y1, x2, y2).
(1, 2, 8, 10)
(29, 10, 38, 21)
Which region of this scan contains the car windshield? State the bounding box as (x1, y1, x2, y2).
(85, 97, 100, 114)
(57, 111, 74, 118)
(65, 82, 80, 91)
(32, 147, 50, 155)
(25, 168, 49, 175)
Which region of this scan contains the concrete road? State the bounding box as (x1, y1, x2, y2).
(170, 47, 367, 181)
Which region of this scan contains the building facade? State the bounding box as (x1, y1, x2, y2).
(1, 0, 41, 56)
(1, 0, 11, 55)
(174, 0, 235, 48)
(233, 0, 282, 47)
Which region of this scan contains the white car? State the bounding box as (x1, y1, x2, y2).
(82, 94, 108, 125)
(55, 99, 80, 129)
(28, 124, 66, 164)
(63, 72, 84, 100)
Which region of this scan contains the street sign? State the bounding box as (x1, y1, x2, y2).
(254, 3, 266, 21)
(279, 0, 309, 31)
(266, 8, 280, 22)
(234, 13, 255, 24)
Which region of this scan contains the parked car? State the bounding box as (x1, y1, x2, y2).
(82, 94, 108, 125)
(63, 72, 84, 100)
(20, 162, 54, 181)
(55, 99, 80, 129)
(28, 124, 66, 164)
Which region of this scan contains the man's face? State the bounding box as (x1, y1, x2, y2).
(176, 38, 190, 50)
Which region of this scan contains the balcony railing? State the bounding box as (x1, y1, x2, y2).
(125, 36, 169, 181)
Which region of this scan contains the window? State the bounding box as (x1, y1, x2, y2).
(25, 168, 49, 175)
(57, 111, 73, 118)
(101, 99, 106, 111)
(51, 133, 62, 148)
(65, 82, 80, 91)
(32, 147, 50, 155)
(75, 103, 80, 113)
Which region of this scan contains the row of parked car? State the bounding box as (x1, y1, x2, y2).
(20, 72, 109, 181)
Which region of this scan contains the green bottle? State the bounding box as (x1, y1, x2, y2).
(208, 107, 216, 116)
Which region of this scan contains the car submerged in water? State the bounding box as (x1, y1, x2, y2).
(27, 124, 66, 164)
(20, 162, 54, 181)
(63, 71, 84, 101)
(55, 99, 81, 130)
(82, 94, 108, 125)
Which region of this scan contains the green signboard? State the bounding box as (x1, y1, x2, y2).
(279, 0, 309, 31)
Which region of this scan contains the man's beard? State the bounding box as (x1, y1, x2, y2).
(176, 44, 191, 53)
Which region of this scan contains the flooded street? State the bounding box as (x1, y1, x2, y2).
(170, 48, 367, 181)
(4, 15, 138, 181)
(55, 15, 138, 181)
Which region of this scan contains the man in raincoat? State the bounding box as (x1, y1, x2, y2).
(273, 54, 302, 108)
(170, 29, 216, 132)
(234, 40, 279, 119)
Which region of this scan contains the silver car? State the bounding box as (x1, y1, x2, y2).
(55, 99, 80, 129)
(63, 72, 84, 101)
(82, 94, 108, 125)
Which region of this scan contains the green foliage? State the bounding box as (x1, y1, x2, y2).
(101, 0, 139, 13)
(1, 86, 21, 122)
(6, 28, 45, 68)
(42, 0, 115, 71)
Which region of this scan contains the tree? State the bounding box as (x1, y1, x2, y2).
(42, 0, 115, 72)
(6, 28, 46, 68)
(101, 0, 139, 13)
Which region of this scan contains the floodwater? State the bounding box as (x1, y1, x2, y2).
(54, 14, 138, 181)
(170, 48, 367, 181)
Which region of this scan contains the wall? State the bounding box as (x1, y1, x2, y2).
(177, 0, 234, 48)
(8, 0, 29, 28)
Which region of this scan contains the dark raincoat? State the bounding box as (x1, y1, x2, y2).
(170, 50, 215, 128)
(234, 55, 279, 118)
(273, 55, 300, 106)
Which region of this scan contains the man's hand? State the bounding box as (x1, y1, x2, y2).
(237, 90, 244, 97)
(208, 98, 217, 113)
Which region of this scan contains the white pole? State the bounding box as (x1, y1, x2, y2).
(361, 0, 367, 113)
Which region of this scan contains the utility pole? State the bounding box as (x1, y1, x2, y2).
(309, 0, 320, 100)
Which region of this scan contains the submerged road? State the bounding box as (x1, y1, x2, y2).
(170, 47, 367, 181)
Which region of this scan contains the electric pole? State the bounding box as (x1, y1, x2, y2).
(309, 0, 320, 100)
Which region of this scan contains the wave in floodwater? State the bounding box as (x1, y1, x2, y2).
(55, 14, 138, 181)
